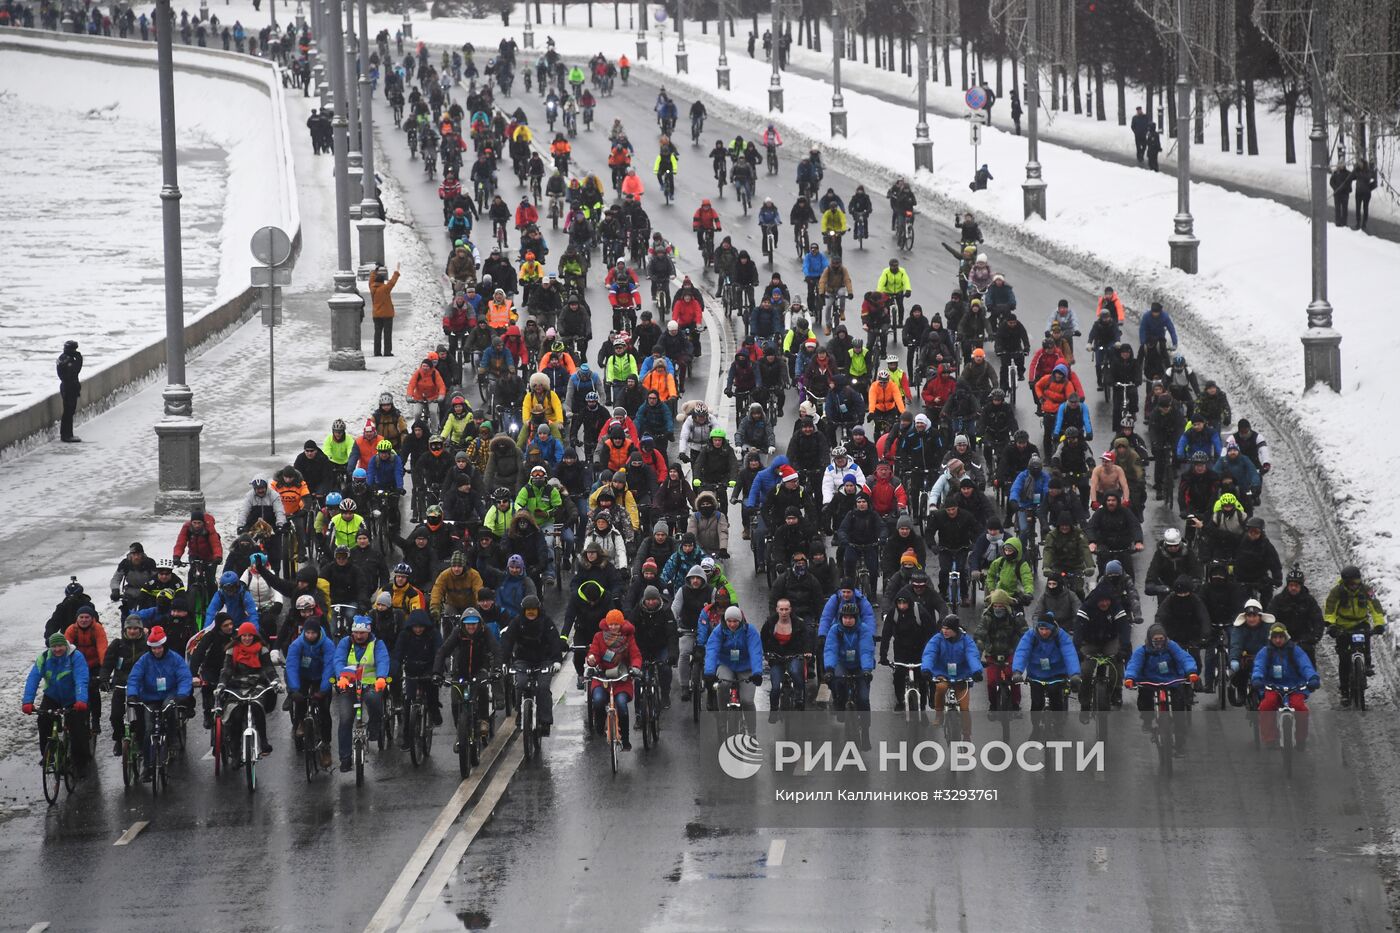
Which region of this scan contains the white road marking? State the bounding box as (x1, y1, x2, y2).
(398, 742, 526, 932)
(766, 838, 787, 867)
(113, 821, 149, 846)
(1092, 846, 1109, 871)
(201, 749, 214, 761)
(26, 923, 50, 933)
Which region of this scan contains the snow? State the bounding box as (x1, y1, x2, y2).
(0, 37, 295, 413)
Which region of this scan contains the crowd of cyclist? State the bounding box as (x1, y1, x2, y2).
(28, 39, 1385, 786)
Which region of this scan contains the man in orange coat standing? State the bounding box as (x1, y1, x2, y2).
(370, 263, 401, 357)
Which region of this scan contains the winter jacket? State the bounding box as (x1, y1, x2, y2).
(879, 603, 940, 663)
(24, 647, 90, 707)
(1012, 625, 1080, 679)
(1250, 642, 1318, 690)
(824, 622, 876, 673)
(126, 649, 194, 703)
(921, 632, 983, 681)
(983, 537, 1034, 599)
(1154, 593, 1211, 646)
(286, 631, 337, 693)
(1266, 587, 1325, 645)
(1124, 640, 1197, 682)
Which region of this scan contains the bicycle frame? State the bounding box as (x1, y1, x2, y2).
(890, 661, 925, 716)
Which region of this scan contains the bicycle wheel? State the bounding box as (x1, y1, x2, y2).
(422, 705, 434, 757)
(691, 680, 702, 724)
(1352, 655, 1367, 711)
(608, 707, 619, 775)
(1281, 712, 1294, 779)
(1094, 678, 1111, 743)
(213, 717, 224, 777)
(42, 744, 62, 805)
(521, 697, 537, 763)
(304, 728, 317, 781)
(1215, 649, 1229, 709)
(1157, 711, 1174, 777)
(355, 737, 365, 786)
(942, 695, 962, 743)
(244, 733, 257, 793)
(122, 734, 138, 788)
(640, 690, 653, 751)
(457, 714, 473, 777)
(408, 705, 423, 766)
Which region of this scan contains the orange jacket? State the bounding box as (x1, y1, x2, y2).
(407, 367, 447, 402)
(550, 139, 572, 157)
(537, 352, 578, 375)
(601, 438, 635, 471)
(608, 146, 632, 167)
(273, 479, 310, 516)
(65, 621, 108, 669)
(621, 174, 645, 200)
(1034, 370, 1085, 414)
(641, 366, 677, 402)
(868, 380, 906, 414)
(486, 299, 515, 329)
(1097, 293, 1125, 322)
(369, 270, 399, 320)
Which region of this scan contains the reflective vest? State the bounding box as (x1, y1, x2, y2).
(331, 513, 365, 548)
(486, 300, 514, 329)
(346, 640, 377, 680)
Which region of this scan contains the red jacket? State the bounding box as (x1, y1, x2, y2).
(1034, 370, 1085, 415)
(65, 620, 108, 669)
(692, 205, 722, 231)
(1028, 348, 1065, 387)
(587, 623, 642, 699)
(174, 513, 224, 562)
(515, 202, 539, 228)
(862, 478, 908, 516)
(671, 295, 703, 328)
(921, 367, 957, 409)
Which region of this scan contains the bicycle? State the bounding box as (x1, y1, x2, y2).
(1139, 678, 1190, 776)
(689, 643, 705, 724)
(767, 653, 809, 715)
(697, 228, 716, 269)
(217, 683, 278, 792)
(890, 660, 926, 722)
(1080, 653, 1119, 743)
(1339, 624, 1372, 711)
(933, 678, 974, 743)
(852, 211, 869, 250)
(760, 223, 778, 264)
(448, 673, 493, 777)
(985, 653, 1016, 742)
(529, 174, 543, 204)
(691, 115, 704, 146)
(895, 210, 915, 251)
(765, 143, 779, 176)
(836, 672, 870, 748)
(1205, 623, 1231, 710)
(659, 170, 676, 205)
(40, 706, 77, 804)
(423, 147, 437, 179)
(713, 162, 727, 198)
(587, 668, 630, 774)
(548, 193, 563, 230)
(714, 675, 752, 745)
(114, 685, 142, 788)
(514, 665, 553, 763)
(943, 548, 966, 607)
(635, 659, 665, 751)
(736, 178, 753, 215)
(651, 275, 673, 316)
(793, 223, 809, 258)
(1263, 684, 1306, 779)
(130, 697, 180, 795)
(1112, 382, 1138, 427)
(402, 674, 436, 766)
(300, 692, 331, 780)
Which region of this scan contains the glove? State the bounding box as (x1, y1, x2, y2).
(110, 590, 121, 603)
(863, 671, 873, 683)
(767, 446, 776, 455)
(22, 703, 34, 715)
(703, 674, 717, 687)
(374, 677, 387, 693)
(1229, 660, 1240, 674)
(1123, 679, 1135, 690)
(338, 675, 352, 690)
(717, 550, 730, 559)
(1068, 676, 1081, 691)
(1307, 677, 1320, 691)
(1374, 625, 1387, 636)
(1011, 671, 1025, 684)
(433, 674, 446, 686)
(972, 671, 984, 682)
(749, 673, 763, 686)
(1187, 672, 1200, 684)
(73, 701, 88, 713)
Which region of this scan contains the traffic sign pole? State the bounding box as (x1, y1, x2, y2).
(250, 226, 290, 456)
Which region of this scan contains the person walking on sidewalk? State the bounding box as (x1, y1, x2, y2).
(1144, 125, 1162, 172)
(57, 339, 83, 443)
(1131, 107, 1152, 164)
(1354, 159, 1376, 232)
(1010, 89, 1022, 136)
(1330, 163, 1353, 227)
(370, 264, 401, 357)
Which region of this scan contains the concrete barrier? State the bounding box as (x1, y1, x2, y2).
(0, 28, 301, 457)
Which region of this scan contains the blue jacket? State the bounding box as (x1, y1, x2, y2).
(749, 303, 782, 338)
(757, 205, 782, 227)
(1012, 625, 1081, 679)
(802, 252, 829, 279)
(1124, 639, 1198, 682)
(366, 452, 406, 491)
(745, 454, 790, 509)
(126, 650, 194, 703)
(634, 400, 675, 436)
(824, 621, 876, 673)
(24, 647, 90, 707)
(704, 622, 765, 676)
(527, 434, 565, 467)
(1250, 642, 1319, 690)
(1052, 404, 1093, 439)
(480, 344, 516, 372)
(205, 586, 259, 630)
(496, 572, 531, 620)
(1138, 310, 1178, 346)
(638, 356, 676, 379)
(1176, 426, 1223, 462)
(286, 632, 337, 693)
(817, 590, 876, 637)
(921, 632, 984, 680)
(1214, 453, 1261, 495)
(334, 635, 391, 681)
(1009, 467, 1050, 510)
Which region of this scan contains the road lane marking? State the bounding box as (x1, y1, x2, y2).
(113, 821, 149, 846)
(766, 838, 787, 867)
(26, 923, 50, 933)
(398, 741, 526, 932)
(202, 749, 214, 761)
(365, 670, 572, 933)
(1092, 846, 1109, 871)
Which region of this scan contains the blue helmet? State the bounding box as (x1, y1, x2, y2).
(326, 492, 343, 508)
(353, 467, 368, 481)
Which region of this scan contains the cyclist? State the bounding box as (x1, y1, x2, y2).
(126, 625, 194, 781)
(285, 614, 336, 769)
(1267, 567, 1325, 662)
(654, 147, 679, 199)
(1012, 613, 1081, 727)
(1251, 622, 1319, 748)
(218, 622, 280, 759)
(334, 616, 388, 771)
(390, 609, 443, 745)
(586, 609, 642, 749)
(921, 615, 983, 736)
(692, 198, 722, 257)
(704, 606, 763, 726)
(820, 200, 847, 255)
(1323, 565, 1386, 705)
(823, 603, 874, 734)
(761, 598, 814, 718)
(757, 197, 782, 250)
(24, 631, 93, 778)
(1123, 623, 1198, 755)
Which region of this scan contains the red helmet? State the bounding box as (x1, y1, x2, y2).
(454, 207, 464, 216)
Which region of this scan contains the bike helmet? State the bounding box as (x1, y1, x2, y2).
(353, 468, 368, 481)
(332, 418, 347, 432)
(296, 595, 316, 610)
(710, 427, 726, 439)
(1064, 427, 1081, 440)
(251, 477, 268, 490)
(585, 391, 599, 403)
(393, 562, 413, 576)
(1341, 565, 1362, 582)
(1286, 566, 1306, 584)
(379, 392, 394, 405)
(1189, 451, 1208, 464)
(832, 445, 847, 458)
(376, 439, 394, 452)
(877, 370, 890, 382)
(493, 486, 513, 501)
(350, 616, 373, 634)
(341, 498, 357, 512)
(326, 492, 343, 509)
(451, 394, 467, 407)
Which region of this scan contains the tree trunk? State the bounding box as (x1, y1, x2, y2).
(1283, 86, 1297, 163)
(959, 35, 968, 89)
(812, 14, 820, 52)
(975, 48, 984, 85)
(1115, 69, 1126, 124)
(1050, 65, 1060, 110)
(1011, 53, 1019, 100)
(1094, 63, 1106, 120)
(613, 1, 618, 29)
(942, 36, 952, 85)
(1193, 87, 1204, 144)
(996, 53, 1004, 96)
(1072, 65, 1083, 114)
(586, 1, 592, 27)
(1245, 77, 1258, 155)
(1166, 79, 1177, 137)
(861, 27, 868, 65)
(1219, 94, 1230, 151)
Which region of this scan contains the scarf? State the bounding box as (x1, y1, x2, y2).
(232, 641, 263, 669)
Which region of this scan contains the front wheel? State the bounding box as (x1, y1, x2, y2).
(244, 733, 257, 793)
(457, 714, 473, 778)
(122, 735, 139, 788)
(408, 705, 423, 766)
(41, 743, 63, 805)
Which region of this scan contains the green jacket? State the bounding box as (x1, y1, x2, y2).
(1041, 528, 1094, 578)
(515, 483, 563, 524)
(606, 353, 638, 384)
(976, 590, 1028, 657)
(1323, 579, 1385, 631)
(984, 537, 1034, 598)
(323, 433, 354, 466)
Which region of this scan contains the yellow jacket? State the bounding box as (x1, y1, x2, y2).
(588, 485, 640, 532)
(521, 389, 564, 427)
(820, 209, 848, 234)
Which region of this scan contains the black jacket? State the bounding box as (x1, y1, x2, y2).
(501, 613, 564, 666)
(1154, 593, 1210, 646)
(879, 603, 939, 663)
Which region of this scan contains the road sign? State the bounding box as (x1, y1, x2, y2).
(259, 303, 284, 327)
(250, 225, 292, 267)
(653, 7, 667, 22)
(250, 265, 293, 287)
(970, 123, 982, 145)
(964, 86, 988, 110)
(965, 110, 989, 126)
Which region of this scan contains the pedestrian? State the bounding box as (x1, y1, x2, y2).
(1009, 88, 1022, 136)
(1131, 106, 1152, 164)
(1354, 159, 1376, 231)
(306, 109, 323, 154)
(762, 29, 772, 62)
(747, 30, 756, 58)
(969, 163, 993, 192)
(780, 32, 791, 69)
(57, 339, 83, 443)
(1330, 163, 1353, 227)
(1144, 125, 1162, 172)
(370, 263, 401, 357)
(980, 80, 996, 124)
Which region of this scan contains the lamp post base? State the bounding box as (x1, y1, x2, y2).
(328, 274, 366, 371)
(637, 35, 647, 59)
(1302, 323, 1342, 393)
(717, 65, 730, 89)
(830, 108, 847, 137)
(913, 139, 933, 172)
(356, 214, 386, 270)
(676, 51, 688, 73)
(401, 12, 411, 38)
(523, 25, 534, 48)
(769, 87, 784, 111)
(1023, 178, 1047, 220)
(154, 384, 205, 515)
(1168, 233, 1199, 274)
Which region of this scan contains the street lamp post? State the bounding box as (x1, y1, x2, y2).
(676, 0, 688, 71)
(344, 0, 363, 213)
(326, 0, 366, 371)
(356, 0, 384, 270)
(716, 0, 730, 88)
(1022, 0, 1046, 218)
(309, 0, 322, 93)
(1168, 0, 1199, 272)
(1302, 0, 1340, 391)
(637, 0, 648, 58)
(830, 11, 846, 136)
(769, 3, 784, 111)
(523, 6, 534, 47)
(152, 0, 205, 514)
(913, 21, 932, 170)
